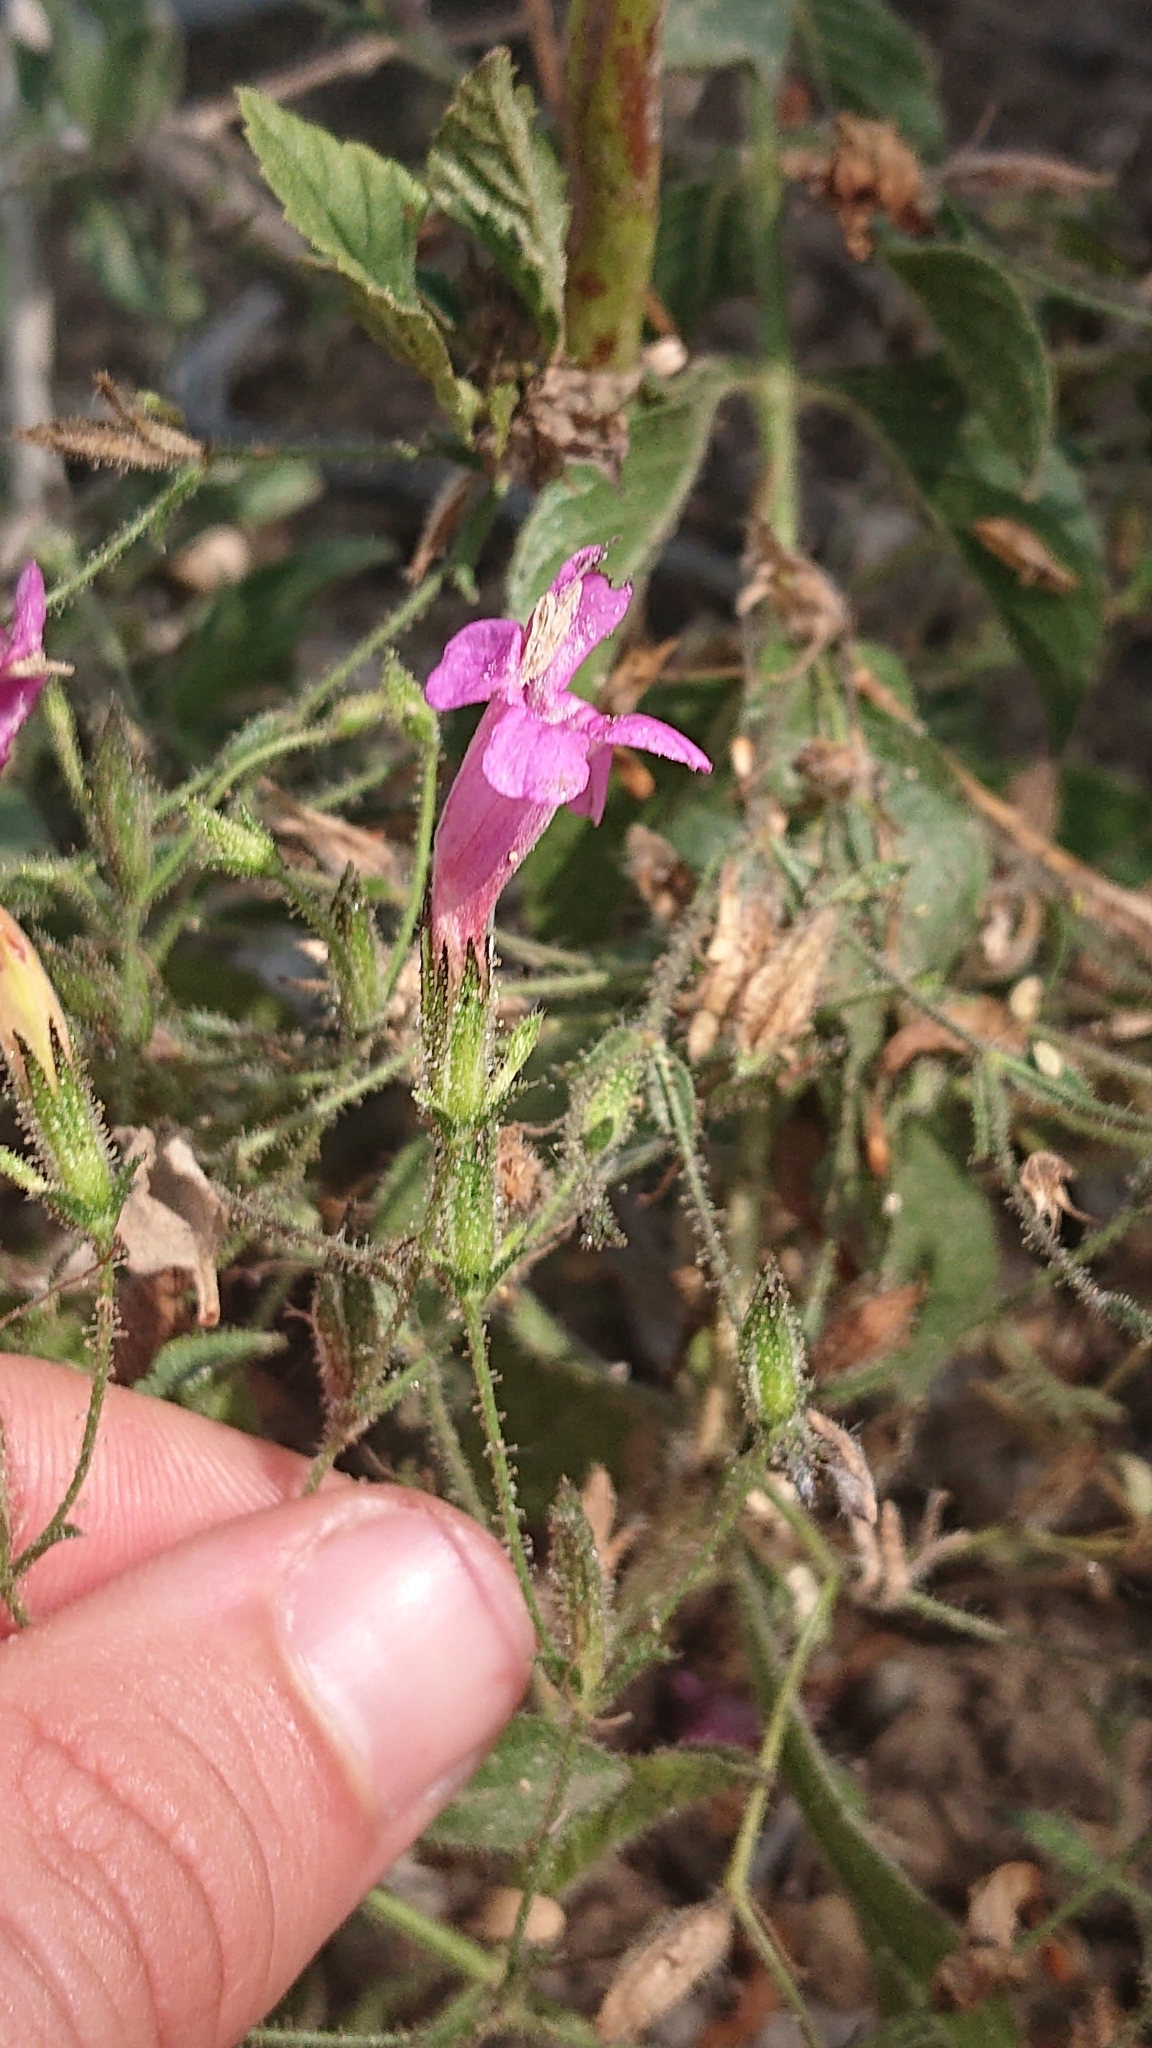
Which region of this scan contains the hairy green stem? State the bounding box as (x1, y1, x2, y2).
(460, 1292, 558, 1666)
(361, 1888, 503, 1988)
(44, 465, 205, 614)
(563, 0, 668, 368)
(4, 1256, 116, 1611)
(382, 730, 439, 1007)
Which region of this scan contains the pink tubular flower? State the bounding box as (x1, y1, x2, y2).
(0, 564, 60, 769)
(424, 546, 711, 978)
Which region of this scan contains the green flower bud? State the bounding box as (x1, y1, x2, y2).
(548, 1477, 608, 1703)
(739, 1264, 807, 1438)
(328, 868, 382, 1038)
(91, 704, 152, 899)
(188, 798, 279, 878)
(567, 1026, 648, 1159)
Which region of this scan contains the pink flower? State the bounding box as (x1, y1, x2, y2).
(425, 547, 711, 978)
(0, 564, 59, 769)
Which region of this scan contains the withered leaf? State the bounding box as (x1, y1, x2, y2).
(971, 517, 1080, 594)
(932, 1862, 1043, 2011)
(507, 365, 639, 487)
(625, 824, 696, 925)
(21, 372, 203, 473)
(736, 904, 838, 1057)
(596, 1904, 732, 2044)
(115, 1128, 226, 1328)
(260, 782, 402, 887)
(1019, 1150, 1089, 1231)
(737, 521, 850, 666)
(807, 1407, 877, 1528)
(811, 1283, 923, 1379)
(687, 857, 778, 1062)
(785, 114, 932, 261)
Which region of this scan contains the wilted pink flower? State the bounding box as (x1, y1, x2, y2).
(0, 564, 64, 769)
(425, 546, 710, 978)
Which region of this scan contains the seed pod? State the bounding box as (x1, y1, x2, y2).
(596, 1903, 733, 2043)
(738, 1263, 807, 1437)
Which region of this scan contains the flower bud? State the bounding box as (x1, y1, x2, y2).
(187, 798, 279, 878)
(739, 1263, 807, 1438)
(567, 1026, 648, 1159)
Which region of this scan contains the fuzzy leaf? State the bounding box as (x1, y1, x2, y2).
(237, 91, 478, 435)
(883, 242, 1052, 476)
(665, 0, 789, 86)
(423, 1713, 627, 1854)
(864, 709, 990, 977)
(544, 1746, 761, 1891)
(830, 357, 1102, 746)
(830, 1123, 1000, 1400)
(798, 0, 944, 156)
(426, 48, 568, 352)
(507, 361, 736, 632)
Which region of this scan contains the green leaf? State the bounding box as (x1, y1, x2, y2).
(38, 0, 179, 154)
(654, 178, 756, 338)
(665, 0, 789, 86)
(426, 48, 568, 352)
(832, 1122, 999, 1400)
(829, 357, 1103, 746)
(739, 1551, 957, 1990)
(864, 708, 990, 978)
(544, 1746, 761, 1890)
(423, 1713, 627, 1854)
(135, 1329, 287, 1402)
(883, 243, 1052, 476)
(237, 91, 478, 436)
(796, 0, 944, 156)
(507, 361, 736, 627)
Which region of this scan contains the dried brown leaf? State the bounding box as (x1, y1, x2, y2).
(736, 904, 838, 1057)
(944, 149, 1113, 198)
(596, 1903, 733, 2043)
(473, 1887, 566, 1946)
(1019, 1150, 1090, 1231)
(613, 747, 657, 803)
(260, 782, 402, 886)
(737, 522, 850, 671)
(811, 1283, 922, 1379)
(115, 1128, 225, 1328)
(21, 374, 203, 473)
(785, 114, 933, 260)
(497, 1124, 546, 1214)
(625, 824, 696, 925)
(686, 858, 778, 1061)
(807, 1408, 877, 1527)
(932, 1862, 1043, 2010)
(972, 516, 1080, 593)
(601, 638, 679, 716)
(508, 365, 639, 487)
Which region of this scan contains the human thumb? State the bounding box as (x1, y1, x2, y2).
(0, 1483, 534, 2048)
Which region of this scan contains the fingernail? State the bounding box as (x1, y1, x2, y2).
(279, 1496, 533, 1821)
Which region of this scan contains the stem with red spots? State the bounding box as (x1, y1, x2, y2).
(562, 0, 668, 370)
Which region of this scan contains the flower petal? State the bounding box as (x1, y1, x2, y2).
(424, 617, 521, 711)
(534, 570, 632, 703)
(553, 546, 608, 588)
(482, 700, 590, 804)
(606, 712, 712, 775)
(8, 563, 46, 666)
(0, 676, 46, 770)
(567, 742, 613, 824)
(430, 701, 555, 976)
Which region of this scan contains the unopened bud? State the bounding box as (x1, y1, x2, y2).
(596, 1904, 732, 2043)
(568, 1026, 647, 1158)
(549, 1477, 609, 1702)
(188, 798, 279, 878)
(739, 1263, 807, 1437)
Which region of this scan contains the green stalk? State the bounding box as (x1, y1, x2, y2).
(3, 1256, 117, 1618)
(460, 1293, 559, 1669)
(563, 0, 668, 368)
(44, 465, 205, 613)
(747, 74, 797, 548)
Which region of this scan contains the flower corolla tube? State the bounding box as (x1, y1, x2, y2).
(424, 547, 710, 979)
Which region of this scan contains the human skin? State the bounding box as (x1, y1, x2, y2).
(0, 1354, 536, 2048)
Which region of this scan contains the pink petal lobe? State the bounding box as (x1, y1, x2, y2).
(482, 701, 590, 804)
(552, 546, 607, 589)
(424, 617, 522, 711)
(430, 702, 555, 975)
(9, 563, 46, 664)
(536, 573, 632, 703)
(0, 678, 46, 769)
(566, 743, 613, 823)
(606, 713, 712, 774)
